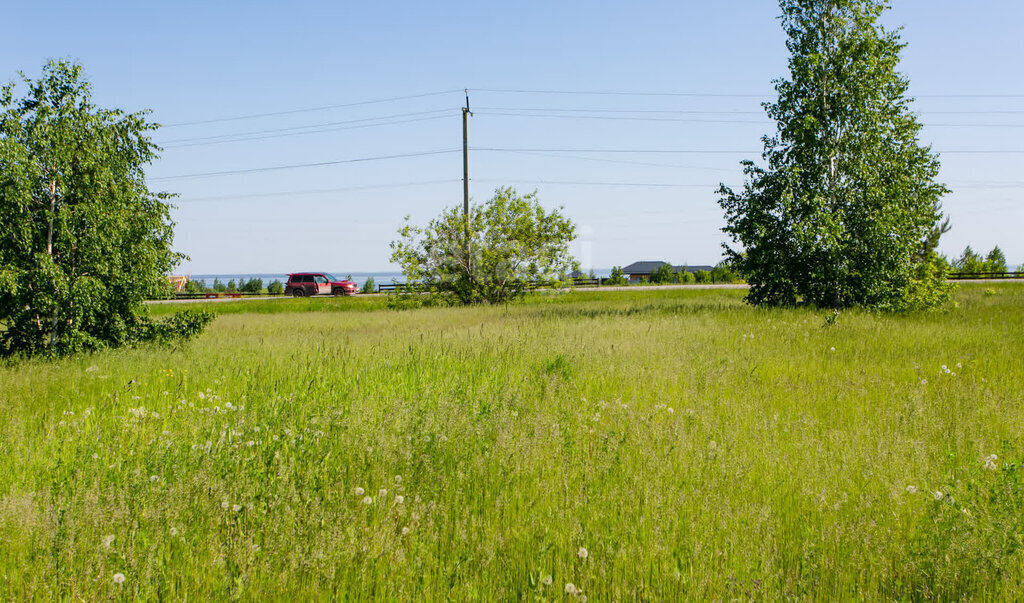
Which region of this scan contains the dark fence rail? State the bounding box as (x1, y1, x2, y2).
(379, 278, 606, 293)
(948, 271, 1024, 280)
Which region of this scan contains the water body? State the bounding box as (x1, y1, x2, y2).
(186, 269, 614, 291)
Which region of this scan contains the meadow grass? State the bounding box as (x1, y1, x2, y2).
(1, 284, 1022, 600)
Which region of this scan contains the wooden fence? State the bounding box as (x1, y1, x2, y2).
(379, 278, 605, 293)
(948, 271, 1024, 280)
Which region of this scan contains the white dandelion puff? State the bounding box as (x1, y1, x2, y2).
(394, 475, 402, 484)
(232, 504, 242, 512)
(112, 573, 126, 585)
(984, 454, 998, 471)
(933, 491, 944, 501)
(906, 485, 917, 494)
(395, 495, 404, 505)
(102, 534, 115, 548)
(379, 488, 388, 498)
(577, 546, 589, 560)
(169, 527, 178, 536)
(149, 475, 159, 483)
(362, 496, 373, 505)
(565, 582, 577, 595)
(542, 575, 553, 586)
(829, 346, 835, 352)
(354, 487, 365, 496)
(401, 526, 410, 536)
(221, 501, 229, 510)
(92, 453, 99, 460)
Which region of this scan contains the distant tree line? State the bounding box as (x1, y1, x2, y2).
(949, 245, 1009, 274)
(182, 277, 284, 294)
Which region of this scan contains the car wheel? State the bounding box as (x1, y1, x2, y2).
(333, 288, 346, 296)
(292, 288, 305, 297)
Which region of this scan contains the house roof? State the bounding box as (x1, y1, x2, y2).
(622, 261, 715, 274)
(622, 261, 670, 274)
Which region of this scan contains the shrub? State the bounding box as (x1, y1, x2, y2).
(605, 266, 628, 286)
(362, 277, 376, 294)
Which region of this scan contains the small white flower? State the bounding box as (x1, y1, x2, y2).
(198, 392, 206, 400)
(92, 453, 99, 460)
(379, 488, 388, 498)
(221, 501, 229, 510)
(169, 527, 178, 536)
(362, 496, 373, 505)
(984, 454, 998, 471)
(394, 475, 402, 484)
(577, 546, 588, 560)
(920, 378, 928, 385)
(354, 487, 365, 496)
(401, 526, 410, 536)
(232, 504, 242, 512)
(112, 573, 126, 584)
(933, 491, 944, 501)
(149, 475, 159, 483)
(666, 407, 674, 414)
(580, 596, 587, 603)
(829, 346, 835, 352)
(565, 582, 577, 595)
(542, 575, 553, 586)
(906, 485, 917, 494)
(956, 362, 962, 368)
(394, 495, 405, 505)
(102, 534, 115, 548)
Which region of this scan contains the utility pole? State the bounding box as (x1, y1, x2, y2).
(462, 90, 472, 269)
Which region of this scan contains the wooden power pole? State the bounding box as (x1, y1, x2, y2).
(462, 90, 472, 267)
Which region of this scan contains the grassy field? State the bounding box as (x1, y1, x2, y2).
(1, 284, 1022, 600)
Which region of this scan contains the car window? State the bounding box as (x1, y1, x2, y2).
(315, 275, 328, 284)
(301, 275, 313, 283)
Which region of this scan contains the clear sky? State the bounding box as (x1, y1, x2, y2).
(4, 1, 1023, 273)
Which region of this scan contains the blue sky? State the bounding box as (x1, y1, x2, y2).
(4, 1, 1023, 273)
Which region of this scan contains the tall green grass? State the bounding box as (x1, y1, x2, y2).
(1, 284, 1022, 599)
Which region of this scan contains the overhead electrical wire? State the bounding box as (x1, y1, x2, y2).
(160, 89, 464, 127)
(149, 148, 460, 181)
(175, 179, 461, 202)
(471, 87, 1024, 99)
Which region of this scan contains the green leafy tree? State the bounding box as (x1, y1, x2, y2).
(390, 187, 578, 305)
(183, 279, 204, 294)
(606, 266, 628, 286)
(0, 61, 210, 356)
(952, 246, 985, 273)
(267, 280, 284, 295)
(650, 263, 677, 284)
(361, 276, 375, 294)
(985, 246, 1007, 273)
(717, 0, 951, 310)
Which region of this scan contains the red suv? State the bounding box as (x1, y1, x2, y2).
(285, 273, 358, 297)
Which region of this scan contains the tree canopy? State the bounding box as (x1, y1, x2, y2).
(0, 60, 209, 356)
(390, 187, 578, 305)
(717, 0, 951, 310)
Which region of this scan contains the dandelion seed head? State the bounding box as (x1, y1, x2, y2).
(149, 475, 158, 482)
(395, 495, 404, 504)
(542, 575, 553, 586)
(394, 475, 402, 484)
(577, 546, 588, 559)
(565, 582, 577, 595)
(933, 491, 944, 501)
(221, 501, 229, 510)
(169, 527, 178, 536)
(112, 573, 125, 585)
(906, 485, 917, 494)
(362, 496, 373, 505)
(232, 504, 242, 512)
(102, 534, 115, 548)
(354, 487, 365, 496)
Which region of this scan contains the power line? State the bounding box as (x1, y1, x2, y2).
(158, 109, 457, 145)
(477, 147, 1024, 155)
(161, 114, 454, 149)
(473, 87, 1024, 100)
(475, 110, 1024, 128)
(492, 149, 738, 173)
(149, 148, 460, 181)
(476, 106, 1024, 116)
(175, 179, 461, 202)
(160, 89, 464, 127)
(475, 178, 717, 188)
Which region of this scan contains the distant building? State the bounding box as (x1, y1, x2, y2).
(621, 261, 714, 282)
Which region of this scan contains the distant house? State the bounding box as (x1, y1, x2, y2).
(621, 261, 714, 282)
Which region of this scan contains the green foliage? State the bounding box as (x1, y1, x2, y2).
(903, 454, 1024, 598)
(678, 270, 696, 284)
(238, 277, 263, 293)
(390, 186, 578, 305)
(267, 280, 284, 295)
(605, 266, 628, 286)
(212, 279, 226, 293)
(718, 0, 951, 310)
(649, 263, 676, 284)
(226, 279, 237, 293)
(0, 60, 207, 357)
(694, 269, 712, 284)
(952, 245, 1008, 274)
(136, 309, 216, 343)
(361, 276, 375, 294)
(710, 261, 740, 284)
(183, 279, 205, 294)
